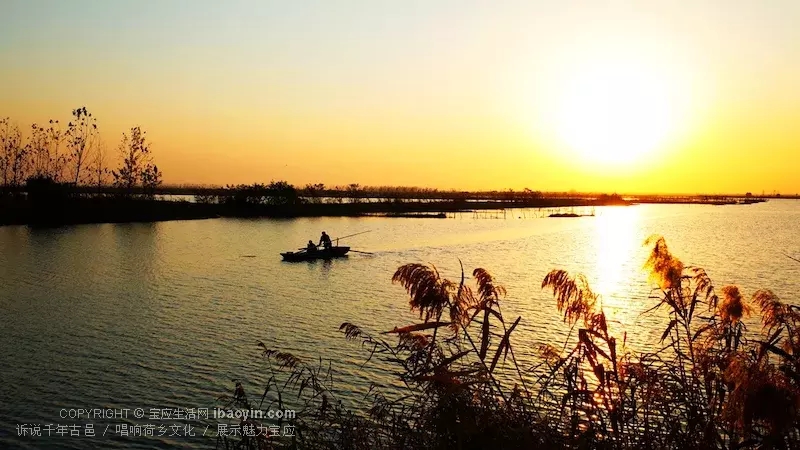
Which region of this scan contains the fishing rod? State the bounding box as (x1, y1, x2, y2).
(292, 230, 373, 253)
(296, 230, 372, 251)
(334, 230, 372, 243)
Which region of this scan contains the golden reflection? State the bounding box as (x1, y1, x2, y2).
(592, 206, 641, 329)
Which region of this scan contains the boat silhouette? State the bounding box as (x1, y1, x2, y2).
(281, 246, 350, 262)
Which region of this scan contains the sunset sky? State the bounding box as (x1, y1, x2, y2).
(1, 1, 798, 194)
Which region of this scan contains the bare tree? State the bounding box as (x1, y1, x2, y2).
(29, 124, 47, 179)
(65, 107, 98, 185)
(141, 162, 162, 198)
(112, 127, 161, 197)
(0, 117, 14, 187)
(0, 118, 26, 187)
(91, 138, 110, 190)
(27, 120, 64, 181)
(47, 120, 65, 182)
(347, 183, 361, 204)
(303, 182, 326, 204)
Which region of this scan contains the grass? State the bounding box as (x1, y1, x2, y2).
(215, 235, 800, 450)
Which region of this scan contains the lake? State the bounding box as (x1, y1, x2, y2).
(2, 200, 800, 449)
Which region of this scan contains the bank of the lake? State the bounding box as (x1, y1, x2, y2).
(0, 195, 630, 227)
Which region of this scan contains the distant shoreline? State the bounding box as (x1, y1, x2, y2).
(0, 192, 775, 227)
(0, 196, 620, 227)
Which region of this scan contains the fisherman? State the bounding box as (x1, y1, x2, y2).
(306, 240, 317, 253)
(318, 231, 332, 250)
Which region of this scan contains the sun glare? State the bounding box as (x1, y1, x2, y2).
(592, 206, 642, 332)
(556, 63, 675, 166)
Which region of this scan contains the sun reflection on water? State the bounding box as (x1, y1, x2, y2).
(591, 206, 643, 332)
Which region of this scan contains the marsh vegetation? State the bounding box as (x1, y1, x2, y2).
(216, 236, 800, 450)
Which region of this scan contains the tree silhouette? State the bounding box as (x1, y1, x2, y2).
(303, 183, 326, 204)
(91, 139, 110, 191)
(347, 183, 361, 204)
(0, 118, 30, 189)
(112, 127, 161, 197)
(65, 107, 98, 185)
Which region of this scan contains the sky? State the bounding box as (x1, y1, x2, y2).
(1, 0, 799, 194)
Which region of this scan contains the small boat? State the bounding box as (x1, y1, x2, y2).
(281, 246, 350, 262)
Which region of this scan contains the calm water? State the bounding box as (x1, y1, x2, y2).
(2, 200, 800, 449)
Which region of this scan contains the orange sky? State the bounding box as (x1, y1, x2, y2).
(1, 1, 799, 194)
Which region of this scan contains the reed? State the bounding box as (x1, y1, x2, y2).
(217, 235, 800, 449)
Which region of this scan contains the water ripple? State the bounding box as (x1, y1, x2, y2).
(2, 201, 800, 449)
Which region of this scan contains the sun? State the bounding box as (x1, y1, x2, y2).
(556, 63, 674, 166)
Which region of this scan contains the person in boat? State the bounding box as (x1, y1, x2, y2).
(318, 231, 332, 250)
(306, 240, 317, 253)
